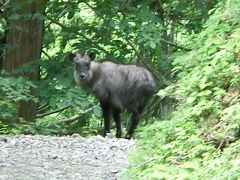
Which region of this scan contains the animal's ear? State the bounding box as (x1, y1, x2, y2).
(68, 52, 76, 61)
(88, 52, 96, 61)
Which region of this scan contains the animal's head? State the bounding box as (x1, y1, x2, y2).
(69, 50, 96, 84)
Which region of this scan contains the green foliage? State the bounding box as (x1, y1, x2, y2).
(1, 0, 222, 136)
(0, 72, 39, 134)
(126, 0, 240, 179)
(0, 73, 37, 121)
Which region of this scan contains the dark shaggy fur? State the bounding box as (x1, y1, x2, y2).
(70, 51, 156, 139)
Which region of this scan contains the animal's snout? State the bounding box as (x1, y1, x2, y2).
(80, 73, 86, 79)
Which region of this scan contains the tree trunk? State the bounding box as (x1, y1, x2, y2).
(3, 0, 46, 121)
(0, 35, 5, 68)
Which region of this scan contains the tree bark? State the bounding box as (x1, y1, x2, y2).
(0, 35, 5, 68)
(3, 0, 46, 121)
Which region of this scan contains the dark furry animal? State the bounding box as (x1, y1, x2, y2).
(69, 50, 156, 139)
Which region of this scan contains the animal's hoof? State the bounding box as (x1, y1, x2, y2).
(116, 132, 122, 138)
(102, 129, 110, 137)
(124, 134, 132, 140)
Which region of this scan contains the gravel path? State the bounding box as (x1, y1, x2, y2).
(0, 134, 135, 180)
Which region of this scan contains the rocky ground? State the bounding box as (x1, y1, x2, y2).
(0, 134, 135, 180)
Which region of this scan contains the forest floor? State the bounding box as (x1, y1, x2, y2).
(0, 134, 135, 180)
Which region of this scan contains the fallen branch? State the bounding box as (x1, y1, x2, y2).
(36, 105, 71, 118)
(201, 120, 227, 138)
(37, 103, 50, 113)
(169, 120, 232, 165)
(57, 105, 98, 124)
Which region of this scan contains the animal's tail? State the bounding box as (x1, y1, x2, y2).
(143, 83, 156, 97)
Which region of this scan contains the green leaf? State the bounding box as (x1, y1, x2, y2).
(93, 107, 102, 117)
(180, 160, 201, 172)
(157, 89, 167, 98)
(197, 90, 212, 96)
(149, 41, 156, 49)
(67, 11, 74, 19)
(186, 97, 196, 104)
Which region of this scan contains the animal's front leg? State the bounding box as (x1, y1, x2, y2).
(113, 108, 122, 138)
(100, 101, 110, 137)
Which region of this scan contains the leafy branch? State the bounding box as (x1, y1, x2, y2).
(47, 16, 110, 56)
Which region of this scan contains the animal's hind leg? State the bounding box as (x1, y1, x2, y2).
(112, 108, 122, 138)
(100, 101, 110, 137)
(138, 99, 147, 114)
(125, 101, 147, 139)
(125, 110, 140, 139)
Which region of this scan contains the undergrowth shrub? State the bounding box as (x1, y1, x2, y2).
(0, 73, 37, 134)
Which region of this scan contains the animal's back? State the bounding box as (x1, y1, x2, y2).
(98, 61, 156, 111)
